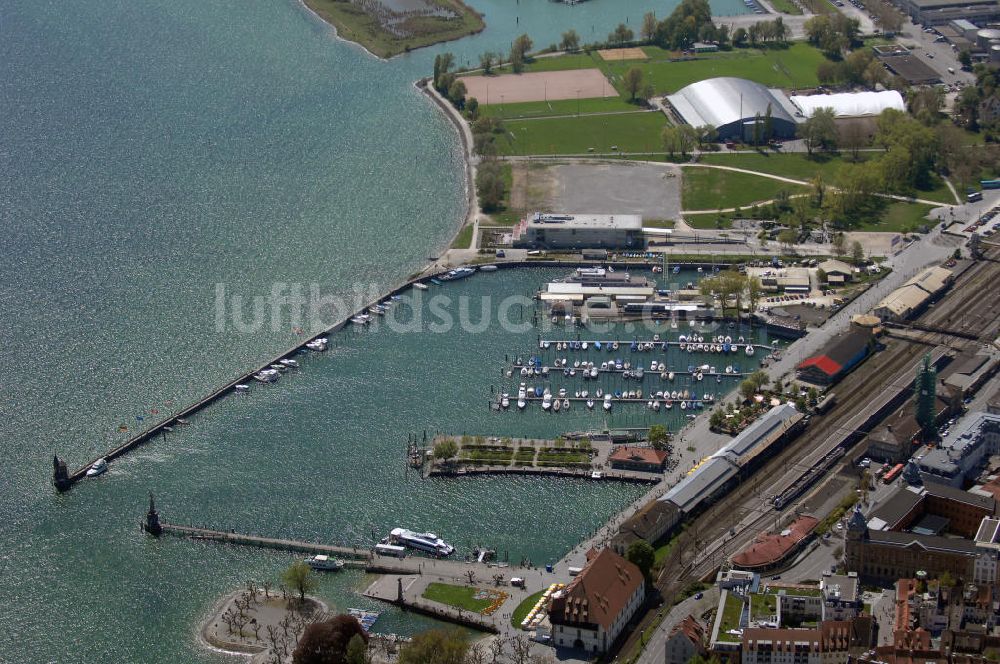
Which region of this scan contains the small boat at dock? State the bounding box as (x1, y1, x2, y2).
(479, 265, 498, 272)
(413, 282, 429, 290)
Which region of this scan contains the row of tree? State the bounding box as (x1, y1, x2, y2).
(804, 13, 861, 58)
(697, 270, 763, 318)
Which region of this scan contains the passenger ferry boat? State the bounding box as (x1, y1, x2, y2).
(388, 528, 455, 556)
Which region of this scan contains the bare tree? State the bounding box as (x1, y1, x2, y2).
(511, 636, 533, 664)
(490, 636, 506, 664)
(466, 570, 477, 584)
(262, 580, 272, 599)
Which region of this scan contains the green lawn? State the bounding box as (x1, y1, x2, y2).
(499, 112, 668, 155)
(450, 224, 474, 249)
(681, 166, 808, 211)
(751, 593, 778, 620)
(601, 43, 826, 95)
(717, 592, 745, 642)
(859, 201, 934, 233)
(511, 590, 546, 627)
(768, 0, 804, 13)
(478, 96, 637, 120)
(698, 152, 856, 183)
(422, 583, 494, 612)
(698, 153, 958, 204)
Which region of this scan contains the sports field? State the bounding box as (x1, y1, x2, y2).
(597, 47, 648, 61)
(498, 112, 668, 155)
(459, 69, 615, 104)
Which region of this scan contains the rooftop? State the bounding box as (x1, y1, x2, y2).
(789, 91, 905, 118)
(715, 404, 802, 464)
(548, 548, 643, 630)
(667, 77, 797, 130)
(876, 284, 930, 316)
(904, 266, 953, 295)
(661, 456, 739, 513)
(527, 212, 642, 230)
(732, 515, 819, 569)
(608, 446, 669, 466)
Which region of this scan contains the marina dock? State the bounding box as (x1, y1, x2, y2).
(534, 339, 776, 351)
(509, 364, 754, 378)
(427, 465, 661, 483)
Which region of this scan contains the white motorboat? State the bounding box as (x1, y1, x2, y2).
(680, 400, 687, 410)
(589, 367, 598, 379)
(668, 371, 675, 381)
(305, 555, 344, 571)
(306, 338, 328, 351)
(501, 394, 510, 409)
(86, 458, 108, 478)
(479, 264, 498, 272)
(558, 388, 567, 398)
(439, 266, 476, 281)
(665, 400, 672, 409)
(745, 345, 755, 356)
(596, 388, 603, 398)
(413, 282, 429, 290)
(653, 400, 661, 411)
(234, 384, 250, 392)
(562, 399, 570, 410)
(254, 369, 280, 383)
(517, 398, 526, 409)
(279, 358, 299, 368)
(586, 399, 595, 409)
(542, 395, 552, 410)
(603, 394, 612, 411)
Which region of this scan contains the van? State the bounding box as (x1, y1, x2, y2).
(948, 66, 955, 74)
(968, 192, 984, 203)
(511, 577, 526, 588)
(568, 566, 583, 576)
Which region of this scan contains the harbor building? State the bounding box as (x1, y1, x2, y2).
(548, 547, 645, 653)
(796, 328, 874, 386)
(665, 77, 799, 141)
(607, 446, 669, 473)
(512, 212, 644, 250)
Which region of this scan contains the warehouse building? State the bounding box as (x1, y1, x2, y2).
(796, 328, 874, 385)
(665, 77, 799, 141)
(894, 0, 1000, 25)
(789, 91, 905, 119)
(874, 266, 953, 321)
(513, 212, 644, 250)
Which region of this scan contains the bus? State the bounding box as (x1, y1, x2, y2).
(980, 179, 1000, 190)
(882, 463, 905, 484)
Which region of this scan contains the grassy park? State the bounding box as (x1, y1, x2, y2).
(681, 167, 808, 212)
(510, 590, 546, 627)
(498, 112, 668, 155)
(422, 583, 494, 613)
(698, 152, 958, 204)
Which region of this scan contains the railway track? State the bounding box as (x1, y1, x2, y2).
(614, 251, 1000, 661)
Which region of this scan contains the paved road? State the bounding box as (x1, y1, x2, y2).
(634, 587, 721, 664)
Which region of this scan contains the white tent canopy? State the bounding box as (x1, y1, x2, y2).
(789, 90, 905, 118)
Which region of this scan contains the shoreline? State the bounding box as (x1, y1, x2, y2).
(198, 588, 329, 658)
(299, 0, 485, 61)
(417, 76, 480, 257)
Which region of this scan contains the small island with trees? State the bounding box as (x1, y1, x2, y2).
(304, 0, 484, 59)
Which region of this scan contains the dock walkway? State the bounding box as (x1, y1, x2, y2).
(158, 523, 373, 560)
(427, 465, 661, 483)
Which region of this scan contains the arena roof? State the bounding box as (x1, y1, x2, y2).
(790, 91, 905, 118)
(666, 77, 797, 130)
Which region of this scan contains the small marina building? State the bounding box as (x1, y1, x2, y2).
(608, 446, 669, 472)
(513, 212, 644, 250)
(548, 548, 645, 653)
(817, 259, 855, 285)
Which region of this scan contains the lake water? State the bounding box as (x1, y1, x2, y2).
(1, 0, 752, 660)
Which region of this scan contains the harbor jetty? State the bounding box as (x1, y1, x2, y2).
(54, 258, 745, 493)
